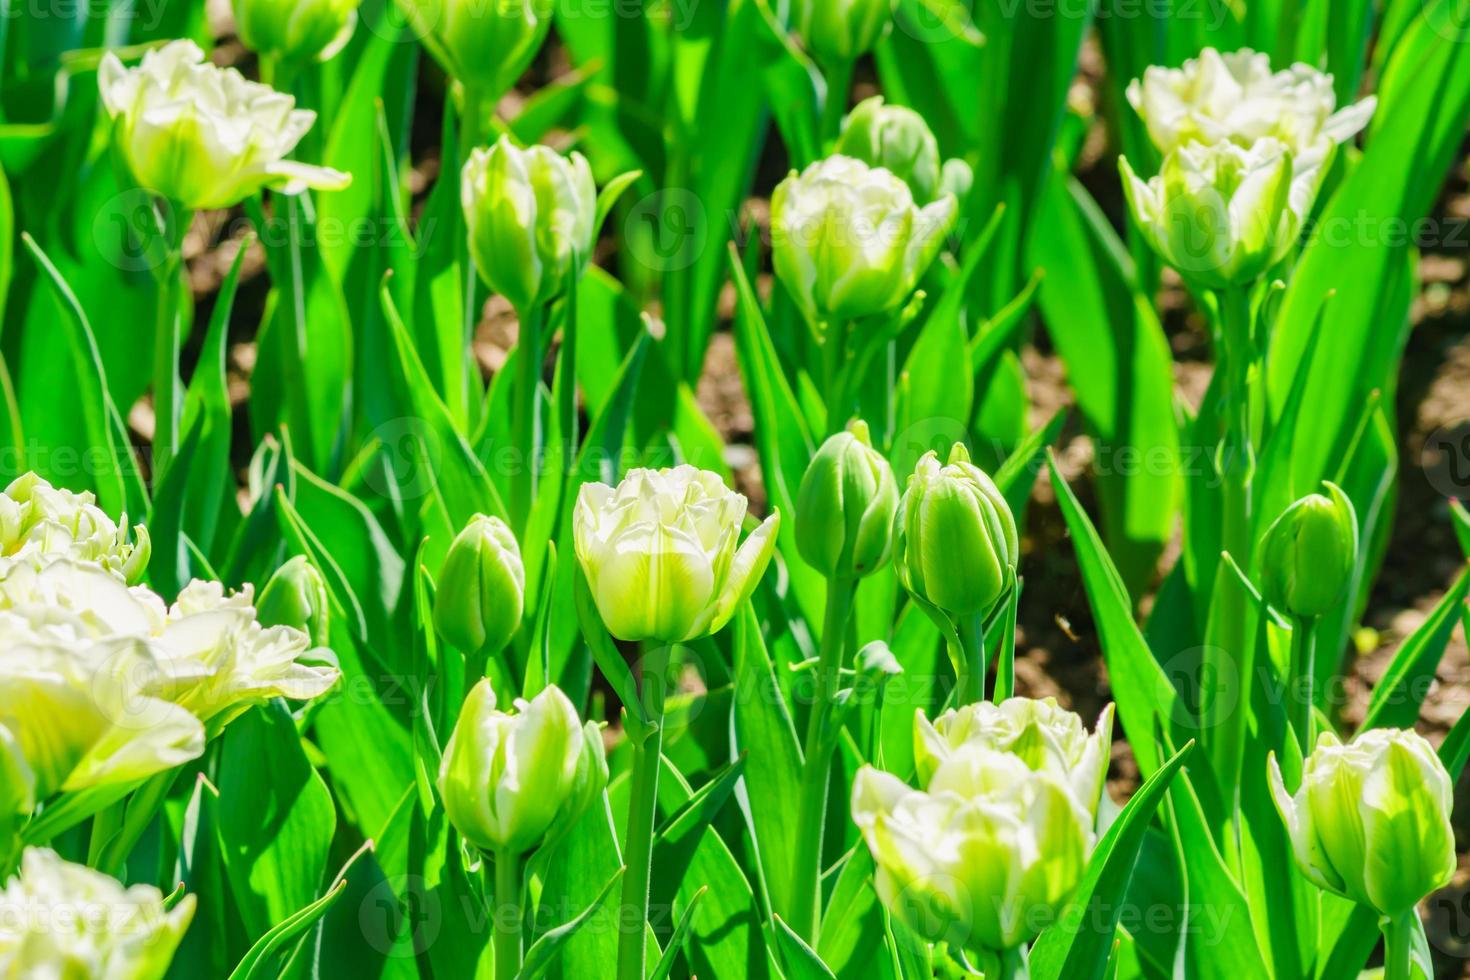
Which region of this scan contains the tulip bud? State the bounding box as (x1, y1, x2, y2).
(1269, 728, 1455, 917)
(894, 443, 1018, 618)
(1120, 137, 1317, 290)
(434, 515, 525, 656)
(411, 0, 554, 99)
(852, 748, 1092, 955)
(0, 848, 195, 978)
(940, 158, 974, 204)
(915, 698, 1115, 817)
(835, 97, 943, 204)
(772, 155, 956, 325)
(573, 466, 780, 644)
(258, 555, 331, 646)
(462, 136, 597, 314)
(797, 0, 894, 68)
(1260, 483, 1357, 619)
(796, 420, 899, 581)
(98, 41, 350, 211)
(1126, 48, 1376, 167)
(233, 0, 361, 65)
(438, 681, 605, 857)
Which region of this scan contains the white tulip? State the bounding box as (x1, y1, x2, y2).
(0, 848, 194, 979)
(573, 466, 780, 644)
(0, 474, 148, 583)
(1126, 47, 1375, 170)
(99, 40, 350, 210)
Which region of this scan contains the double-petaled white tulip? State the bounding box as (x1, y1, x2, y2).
(462, 136, 597, 314)
(233, 0, 361, 65)
(772, 155, 955, 324)
(0, 848, 194, 978)
(0, 474, 148, 583)
(1269, 727, 1455, 917)
(915, 697, 1115, 818)
(0, 560, 339, 740)
(852, 746, 1093, 955)
(410, 0, 554, 99)
(98, 40, 350, 210)
(0, 625, 204, 818)
(573, 466, 780, 644)
(1120, 137, 1316, 290)
(438, 681, 606, 857)
(1126, 47, 1376, 170)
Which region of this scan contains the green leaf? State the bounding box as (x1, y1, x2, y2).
(774, 915, 838, 980)
(517, 866, 626, 980)
(1362, 564, 1470, 730)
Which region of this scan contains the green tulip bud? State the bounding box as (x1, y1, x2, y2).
(573, 466, 780, 644)
(914, 698, 1115, 818)
(438, 681, 605, 857)
(233, 0, 361, 65)
(98, 41, 349, 211)
(410, 0, 554, 99)
(894, 443, 1018, 618)
(0, 848, 195, 978)
(796, 420, 899, 581)
(462, 136, 597, 314)
(940, 158, 974, 204)
(835, 97, 943, 204)
(1120, 137, 1317, 290)
(1260, 482, 1357, 619)
(258, 555, 331, 646)
(772, 155, 956, 324)
(852, 747, 1093, 955)
(434, 515, 525, 656)
(798, 0, 894, 68)
(1269, 728, 1455, 917)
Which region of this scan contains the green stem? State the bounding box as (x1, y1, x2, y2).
(1289, 615, 1317, 758)
(1381, 910, 1416, 980)
(510, 302, 545, 534)
(820, 59, 854, 145)
(493, 849, 523, 980)
(458, 84, 486, 422)
(952, 612, 988, 706)
(151, 204, 188, 479)
(789, 577, 856, 943)
(822, 318, 850, 436)
(1001, 945, 1030, 980)
(616, 644, 670, 980)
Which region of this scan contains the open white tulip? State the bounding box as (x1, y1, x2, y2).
(1269, 727, 1455, 917)
(0, 848, 194, 979)
(573, 466, 780, 644)
(99, 40, 350, 210)
(1121, 137, 1318, 290)
(1127, 47, 1376, 170)
(915, 697, 1115, 817)
(772, 155, 955, 324)
(852, 746, 1093, 955)
(0, 474, 148, 583)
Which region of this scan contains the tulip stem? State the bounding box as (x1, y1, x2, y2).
(820, 59, 854, 146)
(790, 576, 856, 943)
(617, 644, 670, 980)
(510, 302, 545, 534)
(822, 318, 850, 436)
(492, 849, 523, 980)
(151, 200, 189, 480)
(953, 611, 988, 706)
(1381, 910, 1417, 980)
(460, 83, 486, 413)
(1288, 614, 1317, 757)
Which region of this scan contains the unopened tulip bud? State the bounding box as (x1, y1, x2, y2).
(573, 466, 780, 644)
(462, 136, 596, 313)
(835, 97, 942, 204)
(438, 681, 604, 857)
(434, 515, 525, 656)
(1270, 728, 1454, 917)
(798, 0, 894, 67)
(0, 849, 195, 979)
(233, 0, 361, 65)
(1260, 482, 1357, 619)
(796, 420, 898, 580)
(411, 0, 554, 99)
(258, 555, 331, 646)
(894, 443, 1018, 617)
(772, 155, 955, 324)
(98, 41, 349, 211)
